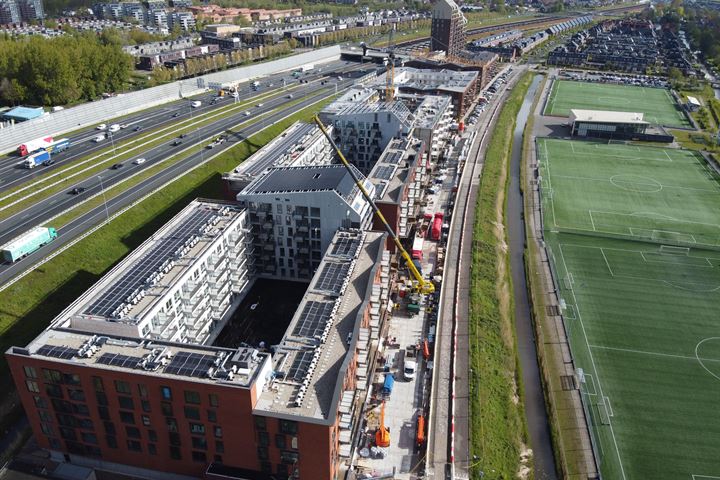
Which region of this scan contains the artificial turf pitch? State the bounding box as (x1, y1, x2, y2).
(538, 138, 720, 479)
(544, 79, 692, 128)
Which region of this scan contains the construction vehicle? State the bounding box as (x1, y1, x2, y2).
(314, 116, 434, 295)
(416, 413, 425, 447)
(375, 401, 391, 447)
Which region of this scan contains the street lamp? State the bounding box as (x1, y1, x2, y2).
(108, 130, 117, 156)
(97, 176, 110, 224)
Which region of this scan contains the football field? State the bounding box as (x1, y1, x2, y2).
(544, 80, 692, 128)
(538, 138, 720, 479)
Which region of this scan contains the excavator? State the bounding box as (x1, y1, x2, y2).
(375, 400, 391, 447)
(313, 116, 435, 295)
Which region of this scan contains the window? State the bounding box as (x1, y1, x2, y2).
(125, 426, 141, 439)
(280, 450, 299, 464)
(141, 415, 151, 426)
(33, 396, 47, 409)
(114, 380, 131, 394)
(160, 386, 172, 400)
(59, 427, 76, 441)
(42, 369, 61, 383)
(166, 417, 178, 433)
(95, 392, 108, 406)
(23, 366, 37, 378)
(45, 384, 62, 398)
(138, 384, 148, 398)
(207, 410, 217, 423)
(97, 406, 110, 420)
(169, 432, 182, 446)
(184, 391, 201, 404)
(40, 423, 53, 436)
(118, 396, 134, 410)
(161, 402, 173, 417)
(26, 380, 39, 393)
(119, 411, 135, 424)
(127, 440, 142, 452)
(214, 454, 223, 463)
(68, 389, 85, 402)
(170, 446, 182, 460)
(103, 421, 115, 435)
(148, 430, 157, 442)
(106, 435, 118, 449)
(258, 431, 269, 446)
(216, 440, 224, 454)
(142, 400, 151, 413)
(184, 406, 200, 420)
(192, 437, 207, 450)
(214, 426, 223, 438)
(208, 394, 219, 407)
(92, 376, 104, 392)
(148, 443, 157, 455)
(257, 446, 269, 461)
(63, 374, 81, 385)
(39, 410, 53, 422)
(190, 423, 205, 434)
(275, 434, 286, 449)
(192, 451, 206, 463)
(279, 419, 298, 435)
(81, 432, 98, 445)
(78, 418, 93, 430)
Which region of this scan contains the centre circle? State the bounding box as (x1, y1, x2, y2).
(609, 174, 662, 193)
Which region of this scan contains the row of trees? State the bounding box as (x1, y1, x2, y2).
(0, 32, 133, 107)
(315, 18, 430, 47)
(149, 41, 293, 86)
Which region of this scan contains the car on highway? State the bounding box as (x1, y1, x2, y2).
(133, 158, 146, 165)
(173, 112, 180, 118)
(120, 124, 129, 129)
(70, 187, 86, 195)
(287, 94, 293, 99)
(93, 134, 105, 143)
(111, 163, 124, 169)
(43, 159, 55, 166)
(108, 124, 120, 133)
(191, 101, 202, 108)
(256, 103, 264, 108)
(244, 111, 251, 116)
(179, 133, 188, 138)
(134, 126, 142, 132)
(172, 140, 182, 146)
(96, 123, 107, 130)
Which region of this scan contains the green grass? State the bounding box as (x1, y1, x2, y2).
(544, 80, 692, 128)
(0, 98, 334, 419)
(469, 72, 532, 479)
(539, 138, 720, 478)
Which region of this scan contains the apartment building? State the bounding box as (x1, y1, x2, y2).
(0, 0, 21, 24)
(430, 0, 466, 57)
(7, 229, 392, 480)
(236, 165, 374, 280)
(410, 95, 454, 163)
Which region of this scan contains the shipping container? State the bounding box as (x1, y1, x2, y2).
(431, 212, 444, 241)
(411, 236, 424, 260)
(45, 138, 71, 154)
(1, 226, 58, 262)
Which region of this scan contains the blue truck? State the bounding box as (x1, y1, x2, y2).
(1, 226, 58, 262)
(45, 138, 70, 154)
(23, 150, 51, 169)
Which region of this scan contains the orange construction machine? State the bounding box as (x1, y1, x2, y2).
(375, 401, 391, 447)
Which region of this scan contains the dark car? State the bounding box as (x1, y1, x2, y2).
(179, 134, 187, 138)
(134, 126, 142, 132)
(70, 187, 86, 195)
(173, 112, 180, 118)
(111, 163, 124, 169)
(172, 140, 182, 146)
(42, 159, 55, 166)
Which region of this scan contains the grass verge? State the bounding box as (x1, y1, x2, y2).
(0, 97, 334, 434)
(469, 72, 532, 479)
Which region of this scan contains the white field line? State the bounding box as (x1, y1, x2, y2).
(589, 344, 720, 363)
(600, 248, 614, 276)
(0, 85, 302, 214)
(0, 93, 335, 294)
(556, 243, 628, 480)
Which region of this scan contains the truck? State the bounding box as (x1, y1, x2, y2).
(431, 212, 444, 241)
(1, 226, 58, 262)
(17, 136, 53, 156)
(300, 63, 314, 72)
(23, 150, 51, 169)
(45, 138, 71, 154)
(411, 236, 424, 260)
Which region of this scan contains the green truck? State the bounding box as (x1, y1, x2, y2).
(1, 226, 58, 262)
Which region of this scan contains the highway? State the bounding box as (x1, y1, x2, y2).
(0, 67, 365, 285)
(0, 60, 361, 192)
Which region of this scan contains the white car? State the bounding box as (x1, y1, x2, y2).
(93, 134, 105, 143)
(96, 123, 107, 130)
(244, 111, 251, 116)
(108, 124, 120, 133)
(191, 101, 201, 108)
(133, 157, 146, 165)
(256, 103, 264, 108)
(403, 360, 417, 380)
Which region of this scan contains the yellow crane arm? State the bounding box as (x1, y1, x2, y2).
(313, 116, 434, 295)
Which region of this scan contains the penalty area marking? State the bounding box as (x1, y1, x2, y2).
(692, 476, 720, 479)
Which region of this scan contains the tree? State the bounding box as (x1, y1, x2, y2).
(0, 77, 19, 105)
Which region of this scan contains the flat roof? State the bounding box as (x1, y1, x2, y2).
(11, 328, 269, 388)
(687, 95, 701, 106)
(414, 95, 452, 130)
(377, 67, 477, 93)
(3, 106, 44, 121)
(64, 200, 244, 325)
(570, 109, 648, 125)
(255, 230, 386, 422)
(243, 164, 363, 198)
(368, 138, 423, 205)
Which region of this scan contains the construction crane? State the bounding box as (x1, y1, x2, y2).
(360, 27, 396, 101)
(375, 401, 391, 447)
(313, 116, 435, 295)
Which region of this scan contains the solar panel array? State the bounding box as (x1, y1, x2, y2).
(331, 234, 361, 257)
(164, 351, 216, 378)
(292, 300, 335, 339)
(386, 151, 403, 165)
(374, 165, 396, 181)
(36, 345, 78, 359)
(96, 353, 143, 369)
(288, 350, 315, 382)
(83, 208, 216, 319)
(315, 262, 351, 294)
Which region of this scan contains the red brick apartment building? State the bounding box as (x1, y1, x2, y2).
(7, 210, 391, 480)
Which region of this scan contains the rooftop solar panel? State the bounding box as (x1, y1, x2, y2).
(288, 350, 315, 382)
(292, 300, 335, 339)
(314, 262, 351, 294)
(164, 351, 215, 378)
(331, 235, 361, 257)
(374, 165, 395, 181)
(83, 207, 217, 319)
(96, 352, 143, 369)
(36, 345, 78, 360)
